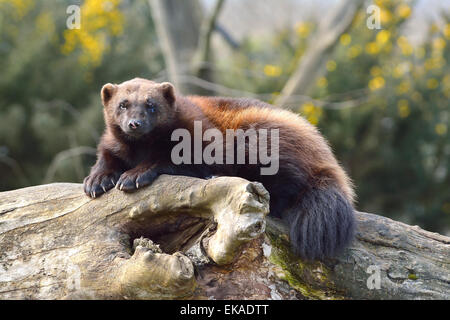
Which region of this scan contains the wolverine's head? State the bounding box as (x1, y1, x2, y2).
(100, 78, 176, 139)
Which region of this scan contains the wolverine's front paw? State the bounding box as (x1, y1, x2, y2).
(84, 171, 121, 198)
(116, 168, 158, 192)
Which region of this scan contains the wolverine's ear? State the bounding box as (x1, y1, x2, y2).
(101, 83, 117, 106)
(159, 82, 175, 105)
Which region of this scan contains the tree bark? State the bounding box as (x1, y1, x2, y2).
(0, 176, 449, 300)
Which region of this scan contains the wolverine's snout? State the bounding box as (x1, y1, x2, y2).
(128, 119, 143, 130)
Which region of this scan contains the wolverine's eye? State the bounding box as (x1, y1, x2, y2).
(146, 99, 156, 113)
(119, 102, 127, 110)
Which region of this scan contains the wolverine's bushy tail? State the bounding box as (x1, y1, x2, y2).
(286, 187, 355, 261)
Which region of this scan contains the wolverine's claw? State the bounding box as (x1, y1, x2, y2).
(83, 171, 120, 199)
(115, 169, 157, 193)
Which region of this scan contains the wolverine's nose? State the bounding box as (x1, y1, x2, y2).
(128, 120, 142, 130)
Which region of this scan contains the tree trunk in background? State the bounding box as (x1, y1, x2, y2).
(191, 0, 226, 82)
(274, 0, 365, 108)
(1, 176, 449, 300)
(148, 0, 202, 93)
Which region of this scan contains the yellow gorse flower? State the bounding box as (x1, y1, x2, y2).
(380, 8, 392, 24)
(430, 23, 439, 33)
(432, 37, 446, 51)
(300, 102, 322, 125)
(415, 46, 425, 59)
(365, 42, 380, 55)
(348, 45, 362, 58)
(340, 34, 351, 46)
(374, 0, 387, 6)
(397, 99, 410, 118)
(396, 4, 412, 19)
(0, 0, 34, 19)
(295, 22, 310, 38)
(435, 123, 447, 136)
(426, 78, 439, 90)
(326, 60, 337, 72)
(397, 36, 413, 56)
(35, 12, 55, 36)
(376, 30, 390, 45)
(316, 77, 328, 88)
(444, 24, 450, 39)
(443, 75, 450, 89)
(369, 76, 385, 91)
(425, 57, 445, 70)
(263, 65, 282, 77)
(61, 0, 124, 67)
(393, 65, 406, 78)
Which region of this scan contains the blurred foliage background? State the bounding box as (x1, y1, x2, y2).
(0, 0, 449, 234)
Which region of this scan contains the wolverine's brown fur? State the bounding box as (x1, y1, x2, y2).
(188, 96, 354, 202)
(84, 78, 356, 260)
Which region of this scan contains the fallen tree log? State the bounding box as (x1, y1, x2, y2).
(0, 175, 449, 300)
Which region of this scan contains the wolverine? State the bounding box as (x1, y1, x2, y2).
(84, 78, 355, 261)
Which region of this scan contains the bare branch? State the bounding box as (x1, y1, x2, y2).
(176, 74, 369, 110)
(43, 146, 97, 183)
(192, 0, 226, 79)
(215, 24, 240, 50)
(274, 0, 365, 108)
(0, 155, 29, 186)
